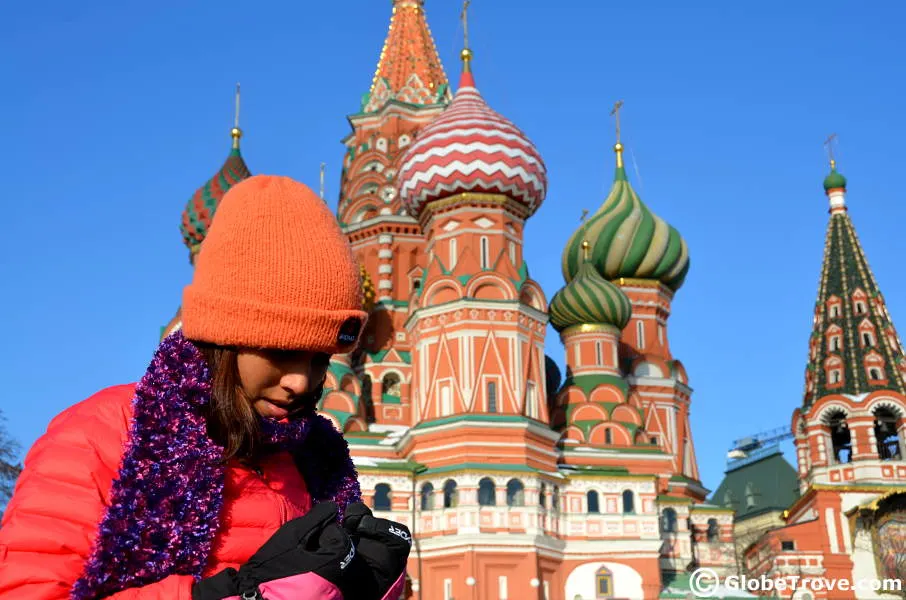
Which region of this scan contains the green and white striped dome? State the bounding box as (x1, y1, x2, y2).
(561, 156, 689, 291)
(549, 260, 632, 332)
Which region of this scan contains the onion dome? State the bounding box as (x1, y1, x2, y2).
(823, 161, 847, 192)
(549, 259, 632, 332)
(561, 144, 689, 291)
(397, 49, 546, 219)
(180, 130, 251, 257)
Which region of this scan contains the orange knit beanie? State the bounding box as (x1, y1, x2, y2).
(182, 175, 367, 354)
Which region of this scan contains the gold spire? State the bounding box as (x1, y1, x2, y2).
(580, 208, 591, 261)
(231, 83, 242, 150)
(824, 132, 837, 170)
(611, 99, 624, 168)
(460, 0, 472, 72)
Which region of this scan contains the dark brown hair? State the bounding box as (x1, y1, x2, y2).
(196, 343, 261, 462)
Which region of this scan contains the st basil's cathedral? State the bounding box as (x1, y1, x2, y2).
(166, 1, 906, 599)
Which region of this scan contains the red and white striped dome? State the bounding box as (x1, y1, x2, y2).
(397, 69, 547, 218)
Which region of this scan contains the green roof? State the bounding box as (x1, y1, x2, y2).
(420, 462, 540, 476)
(710, 446, 800, 522)
(560, 373, 630, 397)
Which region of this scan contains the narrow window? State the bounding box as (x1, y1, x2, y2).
(506, 479, 524, 506)
(373, 483, 392, 511)
(622, 490, 634, 513)
(856, 301, 866, 314)
(487, 381, 497, 413)
(478, 478, 496, 506)
(830, 305, 840, 318)
(830, 370, 841, 384)
(587, 490, 600, 513)
(443, 479, 459, 508)
(498, 576, 508, 600)
(661, 508, 677, 533)
(526, 381, 537, 419)
(707, 518, 719, 541)
(480, 236, 490, 269)
(874, 407, 902, 460)
(595, 341, 603, 365)
(870, 367, 882, 380)
(449, 238, 458, 269)
(596, 567, 614, 598)
(863, 332, 874, 347)
(508, 241, 516, 264)
(444, 579, 453, 600)
(420, 482, 435, 510)
(636, 321, 645, 349)
(604, 428, 612, 445)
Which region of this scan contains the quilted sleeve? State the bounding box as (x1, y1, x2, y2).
(0, 386, 194, 600)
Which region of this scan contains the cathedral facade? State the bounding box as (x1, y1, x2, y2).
(172, 1, 745, 598)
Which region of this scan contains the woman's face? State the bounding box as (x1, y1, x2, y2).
(236, 349, 331, 419)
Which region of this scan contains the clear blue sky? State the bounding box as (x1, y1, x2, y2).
(2, 0, 905, 492)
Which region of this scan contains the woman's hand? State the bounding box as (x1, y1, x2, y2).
(192, 501, 353, 600)
(339, 503, 412, 600)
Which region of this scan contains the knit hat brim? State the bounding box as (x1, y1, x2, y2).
(182, 286, 368, 354)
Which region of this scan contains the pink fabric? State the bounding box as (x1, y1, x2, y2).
(380, 570, 407, 600)
(258, 572, 343, 600)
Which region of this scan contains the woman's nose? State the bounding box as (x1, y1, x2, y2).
(279, 356, 315, 396)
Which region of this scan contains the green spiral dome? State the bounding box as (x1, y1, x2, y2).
(823, 167, 847, 192)
(549, 260, 633, 332)
(561, 163, 689, 291)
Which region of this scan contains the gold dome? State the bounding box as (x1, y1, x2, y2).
(360, 264, 376, 313)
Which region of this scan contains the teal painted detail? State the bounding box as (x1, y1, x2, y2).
(561, 373, 630, 397)
(420, 462, 539, 476)
(412, 414, 534, 429)
(381, 393, 401, 405)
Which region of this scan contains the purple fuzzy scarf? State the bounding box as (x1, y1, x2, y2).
(70, 331, 361, 600)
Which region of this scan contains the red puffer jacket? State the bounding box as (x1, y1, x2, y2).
(0, 384, 313, 599)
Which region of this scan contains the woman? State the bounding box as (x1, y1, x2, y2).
(0, 175, 409, 600)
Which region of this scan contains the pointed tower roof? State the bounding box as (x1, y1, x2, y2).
(802, 163, 906, 407)
(180, 86, 251, 259)
(361, 0, 450, 113)
(561, 138, 689, 290)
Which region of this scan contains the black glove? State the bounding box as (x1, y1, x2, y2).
(338, 502, 412, 600)
(193, 501, 355, 600)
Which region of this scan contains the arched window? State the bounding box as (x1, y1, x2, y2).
(875, 407, 902, 460)
(622, 490, 635, 513)
(830, 304, 841, 318)
(478, 477, 496, 506)
(539, 482, 547, 509)
(707, 518, 719, 542)
(487, 381, 498, 413)
(382, 373, 401, 396)
(595, 566, 614, 598)
(420, 482, 435, 510)
(661, 508, 677, 533)
(506, 479, 525, 506)
(745, 482, 757, 509)
(604, 428, 613, 445)
(443, 479, 459, 508)
(855, 301, 866, 314)
(828, 410, 852, 464)
(829, 336, 841, 352)
(587, 490, 600, 513)
(552, 485, 560, 512)
(869, 367, 883, 380)
(373, 483, 392, 511)
(480, 236, 490, 269)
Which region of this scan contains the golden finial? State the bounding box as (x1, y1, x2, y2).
(824, 133, 837, 170)
(580, 209, 591, 261)
(611, 100, 625, 168)
(460, 0, 472, 72)
(231, 83, 242, 149)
